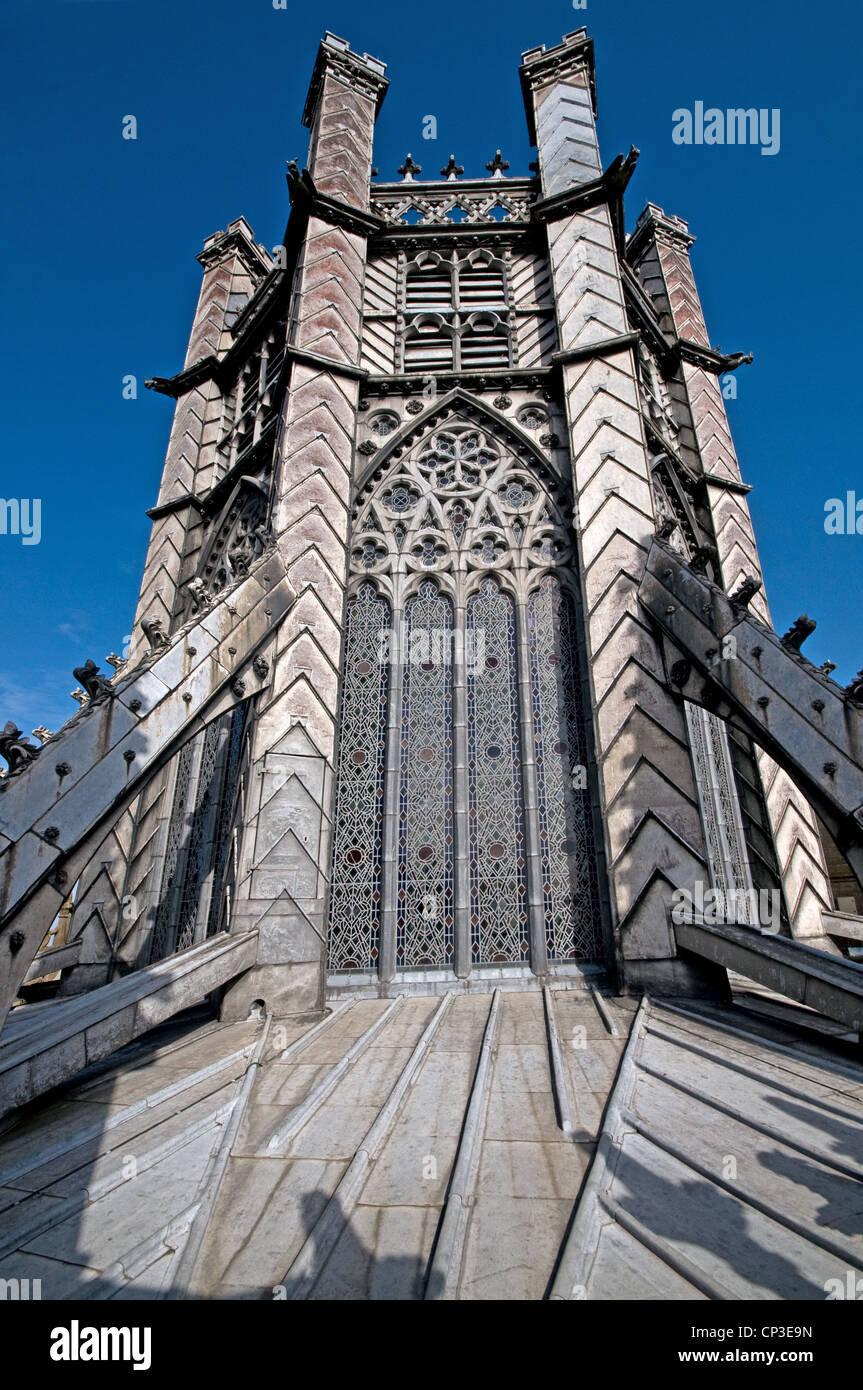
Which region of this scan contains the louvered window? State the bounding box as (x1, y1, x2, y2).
(460, 314, 509, 368)
(458, 264, 506, 310)
(403, 317, 454, 370)
(405, 264, 453, 313)
(402, 251, 512, 372)
(218, 320, 287, 473)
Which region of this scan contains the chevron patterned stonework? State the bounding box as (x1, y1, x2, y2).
(129, 223, 273, 670)
(521, 36, 713, 992)
(221, 44, 389, 1017)
(3, 25, 863, 1313)
(535, 81, 602, 197)
(4, 27, 849, 1041)
(628, 204, 834, 943)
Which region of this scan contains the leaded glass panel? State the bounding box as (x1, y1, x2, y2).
(328, 585, 390, 970)
(330, 407, 604, 978)
(467, 578, 528, 963)
(397, 582, 454, 967)
(528, 575, 602, 958)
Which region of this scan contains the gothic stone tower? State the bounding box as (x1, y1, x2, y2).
(3, 29, 837, 1026)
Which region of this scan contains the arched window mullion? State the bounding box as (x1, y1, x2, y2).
(452, 594, 471, 978)
(378, 587, 403, 983)
(515, 596, 549, 977)
(327, 585, 390, 974)
(466, 579, 528, 965)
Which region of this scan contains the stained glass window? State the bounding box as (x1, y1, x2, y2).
(328, 585, 390, 970)
(528, 576, 602, 959)
(397, 582, 454, 967)
(330, 414, 602, 977)
(467, 578, 529, 963)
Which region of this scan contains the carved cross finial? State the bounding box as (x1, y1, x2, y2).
(398, 153, 422, 181)
(440, 155, 464, 181)
(486, 150, 509, 178)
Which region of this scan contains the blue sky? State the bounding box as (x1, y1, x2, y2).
(0, 0, 860, 738)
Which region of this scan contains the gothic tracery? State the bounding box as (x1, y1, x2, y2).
(329, 409, 603, 976)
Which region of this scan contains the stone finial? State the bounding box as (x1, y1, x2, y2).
(486, 150, 509, 178)
(0, 722, 41, 773)
(440, 155, 464, 181)
(302, 33, 389, 131)
(70, 689, 88, 706)
(398, 154, 422, 181)
(31, 726, 54, 744)
(73, 660, 114, 703)
(105, 653, 125, 671)
(819, 661, 837, 675)
(780, 616, 816, 652)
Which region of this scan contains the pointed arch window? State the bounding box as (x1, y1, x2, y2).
(397, 582, 455, 967)
(329, 410, 604, 979)
(328, 586, 390, 970)
(467, 578, 528, 964)
(149, 702, 251, 964)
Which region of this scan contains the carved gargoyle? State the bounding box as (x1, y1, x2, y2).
(690, 544, 720, 577)
(605, 145, 640, 195)
(141, 617, 169, 653)
(186, 577, 208, 612)
(729, 576, 762, 611)
(780, 615, 816, 652)
(718, 350, 754, 371)
(845, 669, 863, 704)
(73, 659, 114, 703)
(0, 721, 41, 774)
